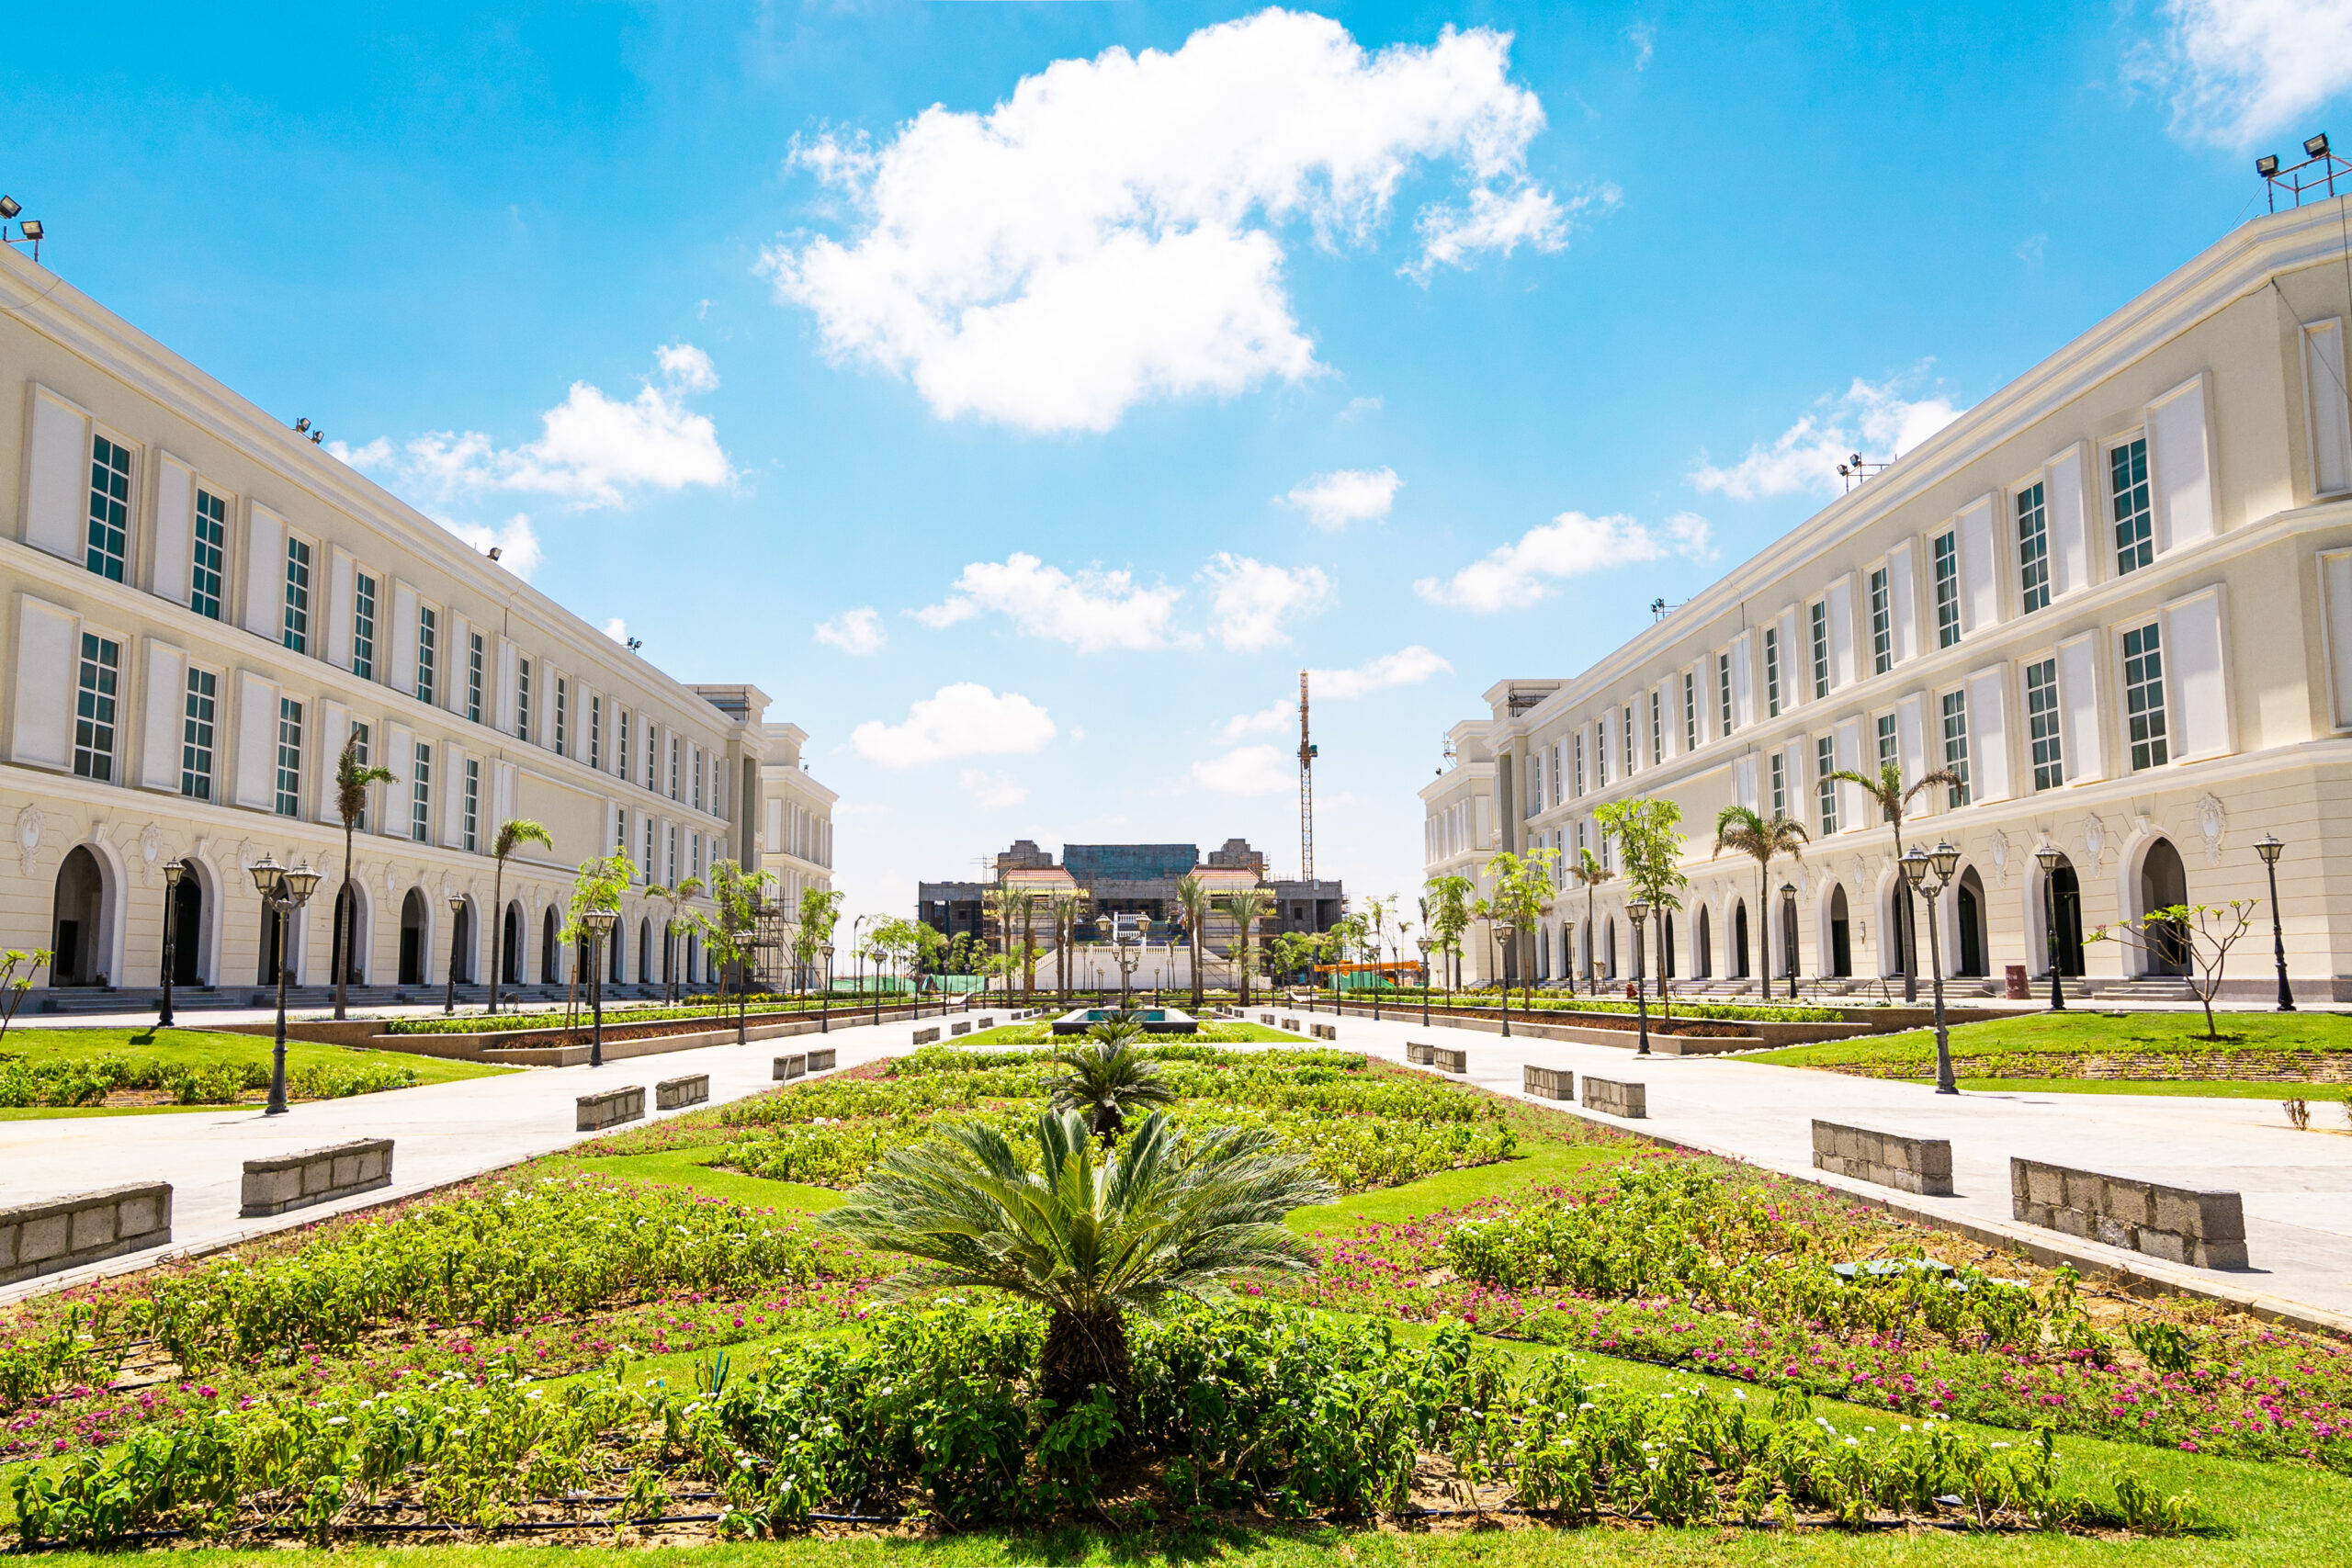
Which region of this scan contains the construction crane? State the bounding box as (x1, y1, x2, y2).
(1297, 671, 1317, 883)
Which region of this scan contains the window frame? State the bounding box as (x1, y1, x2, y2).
(1874, 710, 1897, 773)
(85, 430, 133, 583)
(2024, 655, 2063, 791)
(282, 534, 314, 655)
(190, 487, 229, 620)
(1648, 690, 1663, 766)
(1769, 750, 1786, 817)
(462, 757, 481, 852)
(1808, 599, 1830, 699)
(180, 664, 219, 802)
(1682, 671, 1698, 752)
(1815, 734, 1838, 835)
(415, 604, 440, 705)
(1762, 626, 1781, 716)
(516, 657, 533, 744)
(589, 694, 603, 772)
(74, 629, 123, 782)
(411, 742, 434, 842)
(2109, 434, 2154, 577)
(1939, 687, 1972, 807)
(274, 697, 304, 818)
(352, 570, 378, 681)
(467, 632, 486, 725)
(1931, 529, 1962, 649)
(1868, 565, 1893, 674)
(2015, 479, 2051, 614)
(1716, 652, 1733, 734)
(2120, 619, 2170, 772)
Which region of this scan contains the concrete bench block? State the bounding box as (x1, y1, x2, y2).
(240, 1140, 394, 1218)
(1310, 1022, 1338, 1042)
(1523, 1065, 1574, 1100)
(1280, 1017, 1301, 1032)
(0, 1183, 174, 1284)
(2009, 1157, 2248, 1270)
(951, 1021, 970, 1036)
(978, 1016, 995, 1028)
(1260, 1012, 1275, 1026)
(912, 1026, 941, 1045)
(1810, 1120, 1953, 1196)
(807, 1047, 836, 1072)
(773, 1053, 808, 1080)
(1405, 1041, 1434, 1066)
(1430, 1045, 1467, 1074)
(576, 1085, 646, 1133)
(656, 1073, 709, 1111)
(1582, 1076, 1647, 1119)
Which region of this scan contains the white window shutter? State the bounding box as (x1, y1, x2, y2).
(11, 593, 78, 769)
(445, 613, 472, 715)
(1887, 539, 1920, 662)
(1896, 694, 1927, 795)
(23, 386, 91, 564)
(1730, 632, 1755, 726)
(326, 547, 356, 671)
(2056, 633, 2106, 782)
(1776, 606, 1801, 705)
(152, 455, 197, 606)
(390, 581, 420, 695)
(384, 723, 416, 835)
(2045, 442, 2091, 598)
(1957, 495, 1998, 633)
(2148, 372, 2217, 550)
(2163, 586, 2231, 760)
(1965, 667, 2013, 802)
(1833, 718, 1863, 827)
(2324, 550, 2352, 729)
(496, 638, 519, 732)
(243, 505, 287, 639)
(1734, 754, 1758, 811)
(2304, 320, 2351, 497)
(232, 671, 280, 809)
(141, 639, 187, 791)
(442, 744, 468, 848)
(317, 701, 353, 821)
(1826, 574, 1857, 687)
(494, 759, 517, 826)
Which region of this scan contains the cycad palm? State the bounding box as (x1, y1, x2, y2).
(1823, 761, 1961, 1000)
(1712, 806, 1809, 995)
(1048, 1027, 1175, 1142)
(820, 1108, 1332, 1414)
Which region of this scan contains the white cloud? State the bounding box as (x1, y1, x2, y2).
(851, 682, 1057, 768)
(1627, 21, 1657, 71)
(1311, 644, 1453, 698)
(1414, 510, 1713, 614)
(762, 10, 1578, 434)
(388, 347, 732, 509)
(602, 617, 629, 643)
(1220, 700, 1294, 741)
(1338, 395, 1383, 422)
(441, 514, 544, 579)
(1688, 375, 1966, 502)
(919, 553, 1182, 652)
(958, 769, 1031, 808)
(1189, 743, 1292, 796)
(1664, 512, 1717, 563)
(1408, 182, 1608, 284)
(1202, 554, 1330, 651)
(815, 607, 888, 656)
(326, 436, 392, 468)
(2145, 0, 2352, 146)
(1281, 466, 1401, 530)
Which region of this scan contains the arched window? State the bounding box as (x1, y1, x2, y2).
(1827, 886, 1852, 976)
(51, 846, 109, 987)
(2139, 839, 2189, 976)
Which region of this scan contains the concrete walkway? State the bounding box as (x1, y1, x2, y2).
(0, 1011, 937, 1304)
(1287, 1004, 2352, 1332)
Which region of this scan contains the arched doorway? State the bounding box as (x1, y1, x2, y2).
(330, 885, 366, 986)
(258, 897, 288, 986)
(610, 917, 626, 984)
(1781, 892, 1801, 981)
(1696, 906, 1713, 977)
(687, 931, 702, 987)
(501, 903, 524, 985)
(639, 919, 653, 986)
(2041, 854, 2086, 976)
(449, 900, 473, 984)
(51, 847, 109, 986)
(1731, 900, 1749, 977)
(541, 907, 560, 983)
(1535, 924, 1551, 983)
(1662, 911, 1678, 980)
(2140, 838, 2190, 976)
(1827, 886, 1852, 976)
(169, 863, 204, 986)
(1954, 869, 1988, 977)
(1883, 880, 1915, 980)
(1603, 919, 1617, 979)
(399, 889, 427, 984)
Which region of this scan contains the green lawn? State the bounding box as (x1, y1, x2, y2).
(0, 1025, 514, 1115)
(0, 1025, 511, 1081)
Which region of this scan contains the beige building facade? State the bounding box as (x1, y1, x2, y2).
(1425, 201, 2352, 1002)
(758, 720, 838, 916)
(0, 243, 831, 1005)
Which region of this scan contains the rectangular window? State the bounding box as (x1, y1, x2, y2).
(467, 633, 485, 724)
(180, 667, 217, 800)
(553, 676, 568, 754)
(1809, 600, 1830, 698)
(670, 735, 682, 800)
(74, 633, 120, 781)
(1763, 627, 1781, 716)
(85, 434, 130, 581)
(191, 490, 227, 619)
(618, 709, 631, 782)
(1869, 567, 1892, 674)
(644, 814, 656, 878)
(1770, 751, 1786, 816)
(1594, 721, 1608, 787)
(1940, 690, 1972, 807)
(1932, 530, 1962, 649)
(1682, 671, 1698, 751)
(1717, 652, 1733, 733)
(515, 658, 533, 743)
(2122, 621, 2169, 771)
(275, 698, 303, 818)
(1875, 712, 1897, 773)
(1572, 732, 1585, 795)
(1621, 706, 1634, 775)
(2025, 657, 2064, 791)
(2110, 437, 2154, 576)
(1815, 735, 1838, 835)
(713, 764, 724, 819)
(1548, 744, 1560, 807)
(666, 823, 678, 885)
(282, 537, 312, 654)
(415, 606, 438, 705)
(694, 745, 706, 811)
(462, 758, 481, 852)
(352, 572, 377, 680)
(614, 805, 628, 857)
(590, 695, 603, 772)
(411, 743, 433, 842)
(1649, 692, 1663, 765)
(2016, 481, 2050, 614)
(348, 722, 372, 831)
(647, 723, 660, 791)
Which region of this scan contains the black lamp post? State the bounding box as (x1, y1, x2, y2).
(2256, 834, 2294, 1011)
(2034, 843, 2067, 1012)
(1627, 896, 1652, 1055)
(582, 907, 616, 1066)
(1781, 882, 1799, 1000)
(160, 862, 185, 1028)
(445, 893, 466, 1014)
(1492, 917, 1515, 1038)
(1416, 936, 1432, 1027)
(819, 941, 833, 1032)
(249, 856, 320, 1116)
(1901, 842, 1962, 1094)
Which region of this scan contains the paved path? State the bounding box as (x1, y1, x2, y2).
(0, 1012, 938, 1303)
(1279, 1005, 2352, 1331)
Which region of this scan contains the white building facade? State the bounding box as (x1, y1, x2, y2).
(0, 243, 831, 1003)
(758, 721, 837, 917)
(1425, 201, 2352, 1002)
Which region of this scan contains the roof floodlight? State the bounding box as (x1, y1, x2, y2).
(2305, 132, 2331, 158)
(2256, 153, 2281, 176)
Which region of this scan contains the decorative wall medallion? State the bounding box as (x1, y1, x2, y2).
(1988, 829, 2011, 882)
(15, 808, 42, 877)
(2196, 793, 2227, 864)
(2082, 815, 2107, 864)
(139, 825, 162, 886)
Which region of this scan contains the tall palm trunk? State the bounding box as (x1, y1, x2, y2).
(488, 856, 506, 1015)
(334, 819, 356, 1021)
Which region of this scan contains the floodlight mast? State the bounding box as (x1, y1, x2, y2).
(1297, 670, 1317, 885)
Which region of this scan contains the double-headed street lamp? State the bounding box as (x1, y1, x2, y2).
(1781, 882, 1800, 1001)
(1626, 897, 1653, 1055)
(2256, 833, 2294, 1012)
(445, 893, 467, 1014)
(1490, 916, 1516, 1038)
(1415, 933, 1432, 1027)
(818, 940, 834, 1032)
(159, 861, 187, 1028)
(1899, 842, 1962, 1095)
(248, 856, 321, 1116)
(581, 907, 617, 1066)
(2034, 843, 2069, 1012)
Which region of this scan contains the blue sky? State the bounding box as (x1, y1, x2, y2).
(10, 2, 2350, 924)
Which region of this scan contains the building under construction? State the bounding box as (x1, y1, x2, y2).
(918, 838, 1343, 946)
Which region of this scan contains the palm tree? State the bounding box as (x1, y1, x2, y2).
(1049, 889, 1091, 1002)
(1048, 1028, 1175, 1143)
(1218, 886, 1273, 1008)
(1713, 805, 1810, 998)
(820, 1109, 1331, 1416)
(1825, 761, 1962, 1001)
(1174, 873, 1212, 1011)
(330, 734, 397, 1021)
(1567, 848, 1614, 994)
(485, 818, 554, 1015)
